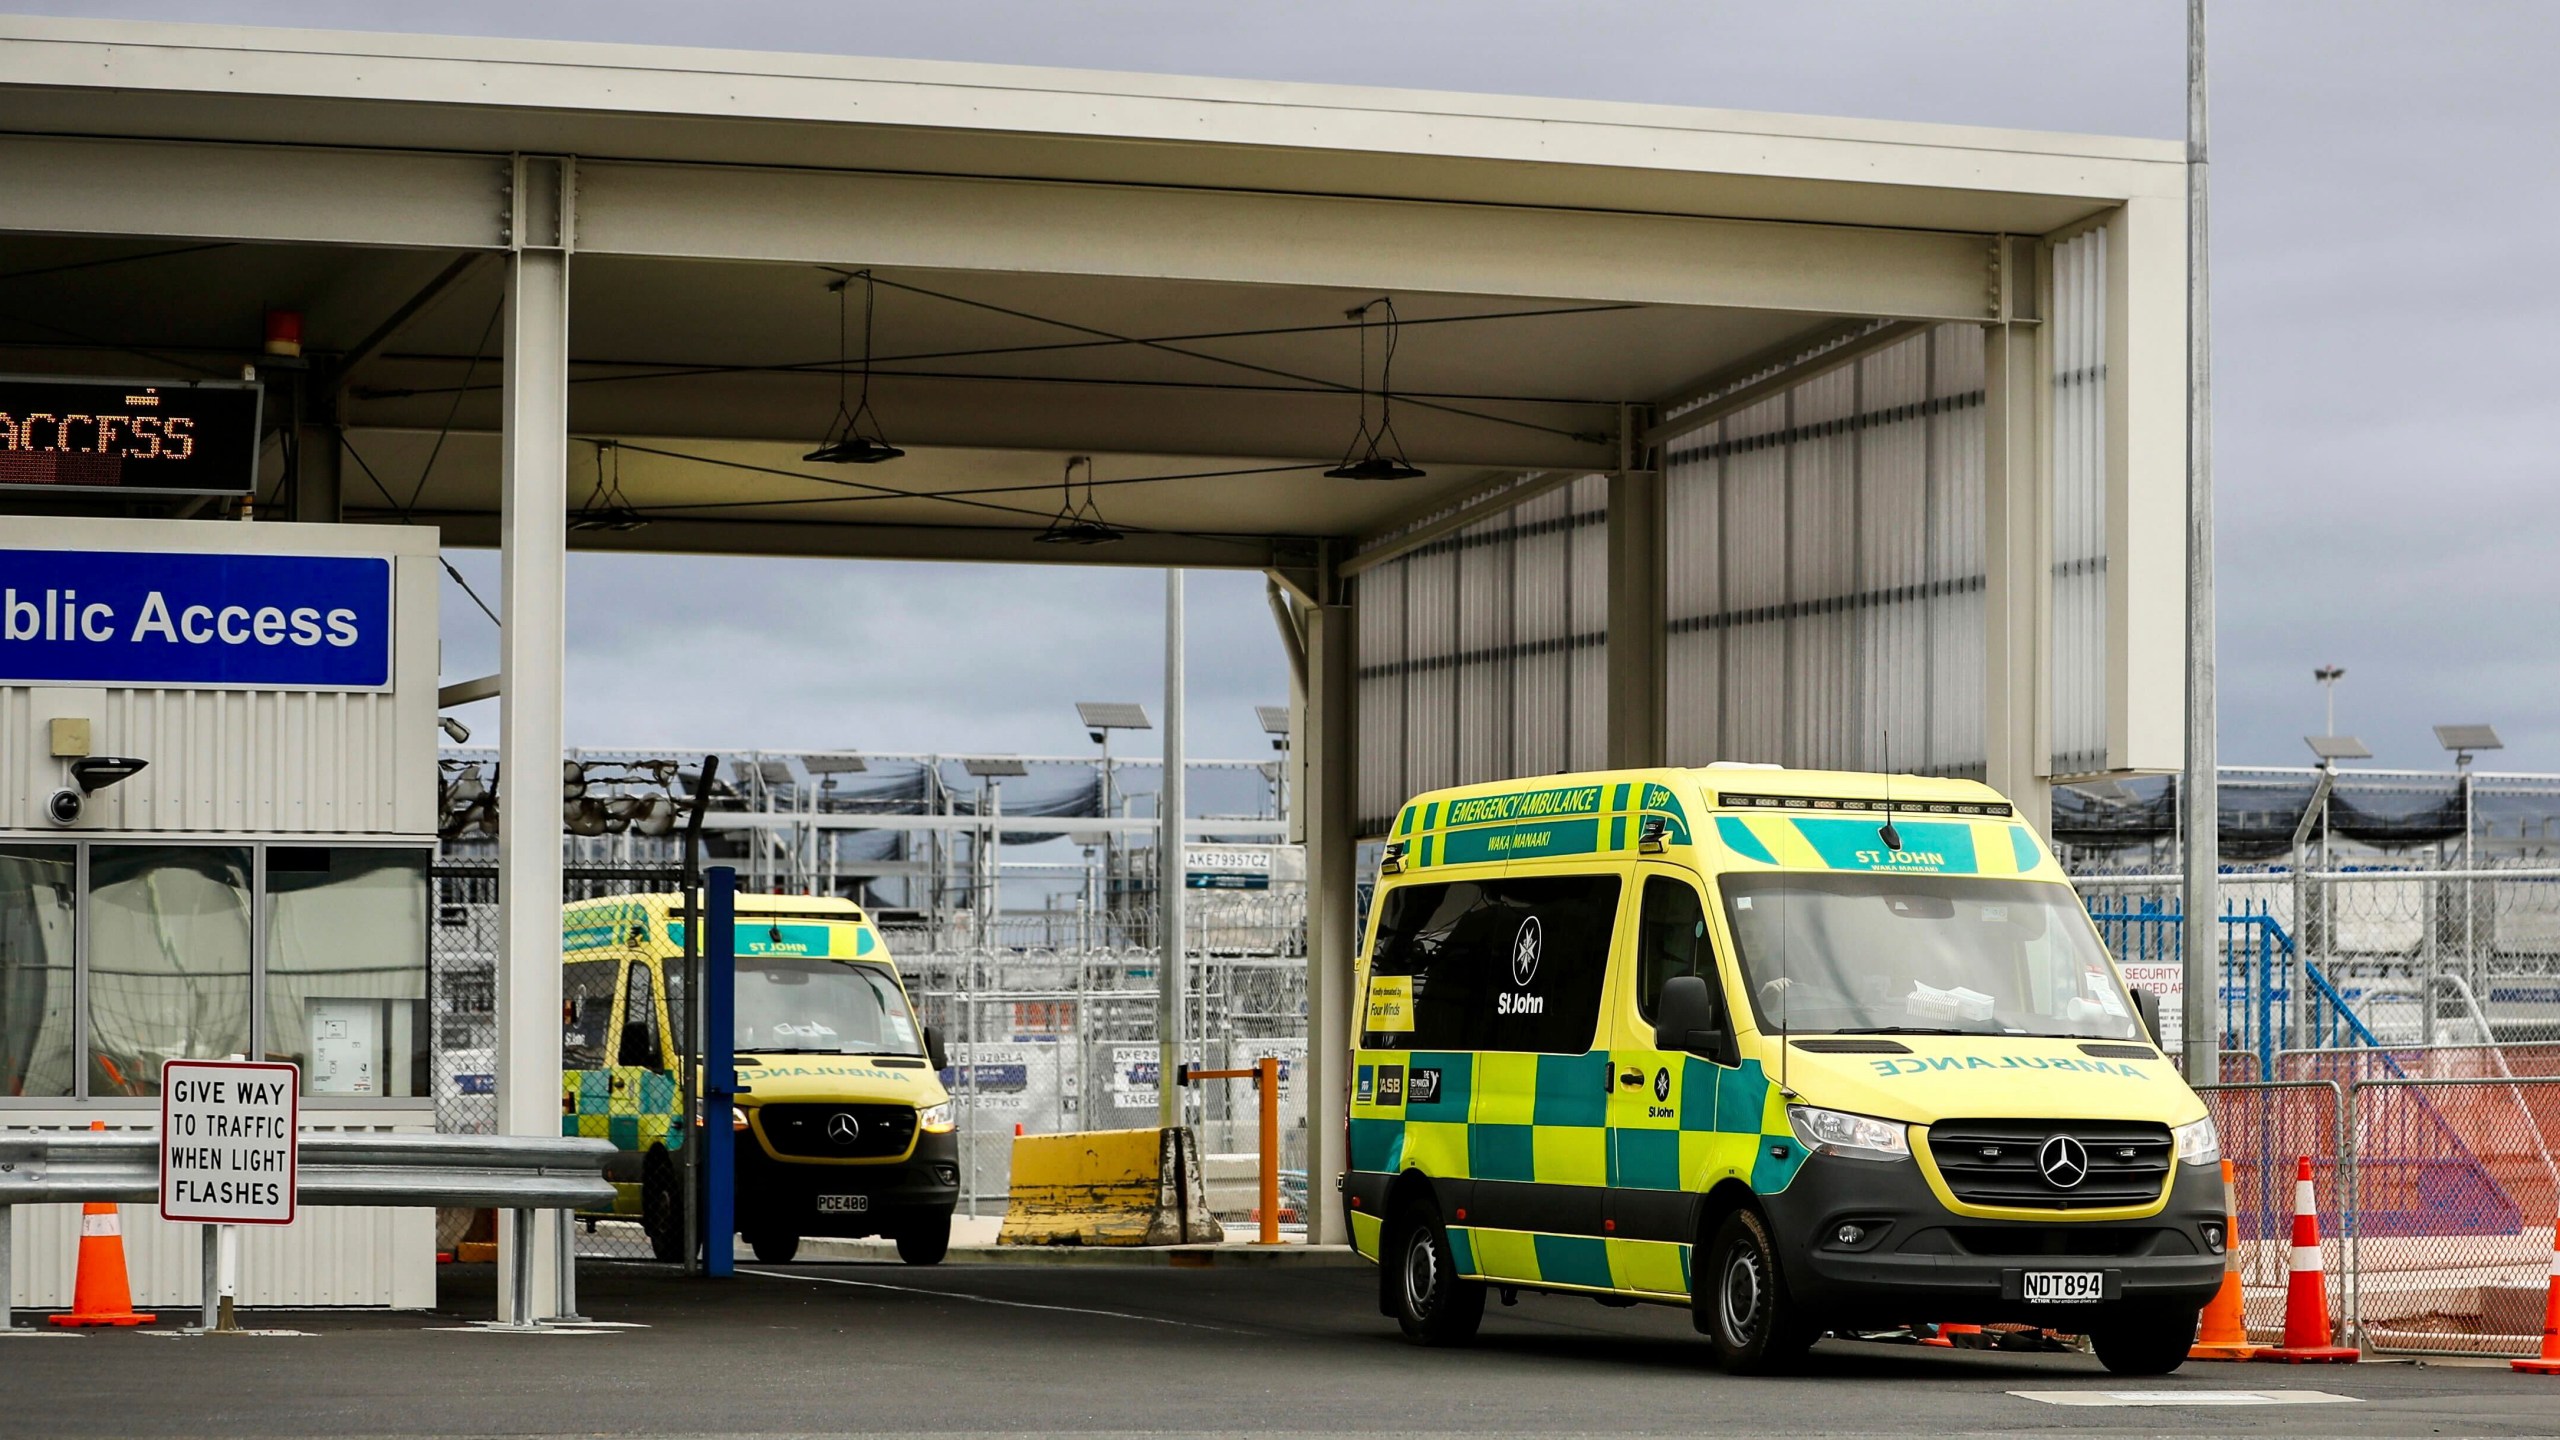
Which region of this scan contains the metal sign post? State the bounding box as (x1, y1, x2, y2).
(702, 865, 738, 1278)
(160, 1059, 299, 1333)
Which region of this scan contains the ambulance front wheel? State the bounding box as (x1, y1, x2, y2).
(1701, 1209, 1817, 1374)
(2089, 1306, 2200, 1376)
(1391, 1200, 1485, 1346)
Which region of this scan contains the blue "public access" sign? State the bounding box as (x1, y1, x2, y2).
(0, 548, 393, 689)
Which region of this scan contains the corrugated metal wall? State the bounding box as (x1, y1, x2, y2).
(1354, 475, 1608, 834)
(1664, 325, 1986, 776)
(2049, 227, 2110, 777)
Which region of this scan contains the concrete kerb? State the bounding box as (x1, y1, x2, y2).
(792, 1235, 1363, 1269)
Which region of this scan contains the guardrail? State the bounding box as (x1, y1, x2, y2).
(0, 1131, 615, 1332)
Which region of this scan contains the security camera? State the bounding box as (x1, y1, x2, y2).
(45, 788, 82, 826)
(439, 716, 472, 744)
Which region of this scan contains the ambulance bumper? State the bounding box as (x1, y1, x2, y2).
(735, 1129, 961, 1236)
(1766, 1153, 2227, 1325)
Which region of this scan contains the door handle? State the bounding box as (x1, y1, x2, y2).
(1618, 1069, 1643, 1090)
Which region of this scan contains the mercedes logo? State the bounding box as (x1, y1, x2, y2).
(1511, 916, 1543, 987)
(825, 1112, 862, 1147)
(2037, 1134, 2089, 1189)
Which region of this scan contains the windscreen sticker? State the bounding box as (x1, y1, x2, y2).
(1790, 817, 1980, 874)
(1366, 974, 1415, 1033)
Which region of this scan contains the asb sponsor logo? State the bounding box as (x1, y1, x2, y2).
(1376, 1064, 1406, 1105)
(0, 548, 391, 689)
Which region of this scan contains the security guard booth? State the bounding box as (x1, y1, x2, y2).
(2, 514, 443, 1310)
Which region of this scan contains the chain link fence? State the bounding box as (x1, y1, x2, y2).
(2198, 1076, 2560, 1357)
(431, 864, 689, 1263)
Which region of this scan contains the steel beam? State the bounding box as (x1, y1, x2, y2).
(1983, 306, 2052, 835)
(1642, 320, 1932, 449)
(413, 510, 1320, 575)
(0, 134, 505, 250)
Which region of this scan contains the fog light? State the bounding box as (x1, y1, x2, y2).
(2201, 1221, 2227, 1254)
(1835, 1224, 1864, 1246)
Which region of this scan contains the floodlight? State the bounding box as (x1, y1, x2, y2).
(802, 753, 870, 774)
(2434, 724, 2503, 755)
(1077, 702, 1152, 731)
(68, 756, 149, 794)
(2304, 735, 2371, 763)
(962, 757, 1030, 778)
(1256, 705, 1292, 738)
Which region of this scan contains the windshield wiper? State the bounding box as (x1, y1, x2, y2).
(1828, 1026, 1991, 1037)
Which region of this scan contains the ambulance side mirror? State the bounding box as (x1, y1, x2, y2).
(923, 1025, 949, 1073)
(1654, 975, 1733, 1064)
(2130, 988, 2164, 1050)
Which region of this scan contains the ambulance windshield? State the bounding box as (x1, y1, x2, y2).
(732, 957, 924, 1056)
(1717, 872, 2142, 1041)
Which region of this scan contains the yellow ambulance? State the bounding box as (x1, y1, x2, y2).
(1345, 767, 2223, 1375)
(561, 891, 958, 1264)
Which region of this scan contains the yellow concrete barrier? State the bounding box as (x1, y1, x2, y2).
(998, 1126, 1220, 1246)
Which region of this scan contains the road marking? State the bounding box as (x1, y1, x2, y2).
(2011, 1389, 2361, 1407)
(739, 1268, 1248, 1333)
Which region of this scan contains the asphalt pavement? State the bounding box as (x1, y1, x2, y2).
(1, 1259, 2551, 1438)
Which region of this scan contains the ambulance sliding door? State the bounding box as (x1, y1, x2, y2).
(1602, 868, 1743, 1298)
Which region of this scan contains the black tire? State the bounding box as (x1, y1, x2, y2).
(895, 1217, 952, 1266)
(640, 1148, 685, 1264)
(2090, 1307, 2201, 1376)
(1699, 1209, 1818, 1374)
(1389, 1200, 1486, 1346)
(747, 1229, 801, 1264)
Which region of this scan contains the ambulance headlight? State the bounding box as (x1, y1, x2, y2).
(1787, 1105, 1910, 1162)
(918, 1100, 955, 1134)
(2173, 1115, 2220, 1167)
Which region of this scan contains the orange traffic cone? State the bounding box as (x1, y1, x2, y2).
(2191, 1159, 2261, 1360)
(1918, 1322, 1984, 1349)
(2513, 1218, 2560, 1375)
(2254, 1155, 2355, 1363)
(48, 1123, 155, 1328)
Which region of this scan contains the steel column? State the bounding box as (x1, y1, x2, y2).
(1303, 601, 1356, 1246)
(494, 153, 573, 1320)
(1604, 467, 1665, 769)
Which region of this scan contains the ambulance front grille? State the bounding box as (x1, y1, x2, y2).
(1924, 1120, 2173, 1210)
(757, 1103, 918, 1159)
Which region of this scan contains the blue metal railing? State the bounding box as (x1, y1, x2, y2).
(2085, 900, 2390, 1078)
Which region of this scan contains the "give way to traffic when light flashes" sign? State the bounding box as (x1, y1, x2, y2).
(159, 1059, 299, 1226)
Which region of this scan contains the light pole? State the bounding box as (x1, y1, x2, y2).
(1256, 704, 1292, 825)
(1076, 702, 1152, 933)
(2435, 723, 2503, 1034)
(2313, 665, 2346, 740)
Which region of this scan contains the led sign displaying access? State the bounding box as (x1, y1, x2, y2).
(0, 375, 263, 495)
(0, 547, 393, 690)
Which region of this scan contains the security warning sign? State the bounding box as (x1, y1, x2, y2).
(159, 1059, 299, 1225)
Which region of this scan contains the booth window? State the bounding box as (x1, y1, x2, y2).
(0, 845, 77, 1099)
(87, 845, 252, 1097)
(264, 847, 430, 1098)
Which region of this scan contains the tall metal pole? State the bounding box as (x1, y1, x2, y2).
(2179, 0, 2221, 1080)
(1158, 569, 1188, 1130)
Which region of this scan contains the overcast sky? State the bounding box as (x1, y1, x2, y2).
(35, 0, 2559, 771)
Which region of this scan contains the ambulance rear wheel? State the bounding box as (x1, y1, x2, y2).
(1701, 1209, 1816, 1374)
(747, 1229, 800, 1264)
(641, 1148, 685, 1264)
(1391, 1201, 1485, 1346)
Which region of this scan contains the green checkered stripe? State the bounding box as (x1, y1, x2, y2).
(1391, 781, 1694, 870)
(1350, 1049, 1806, 1297)
(563, 1065, 684, 1215)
